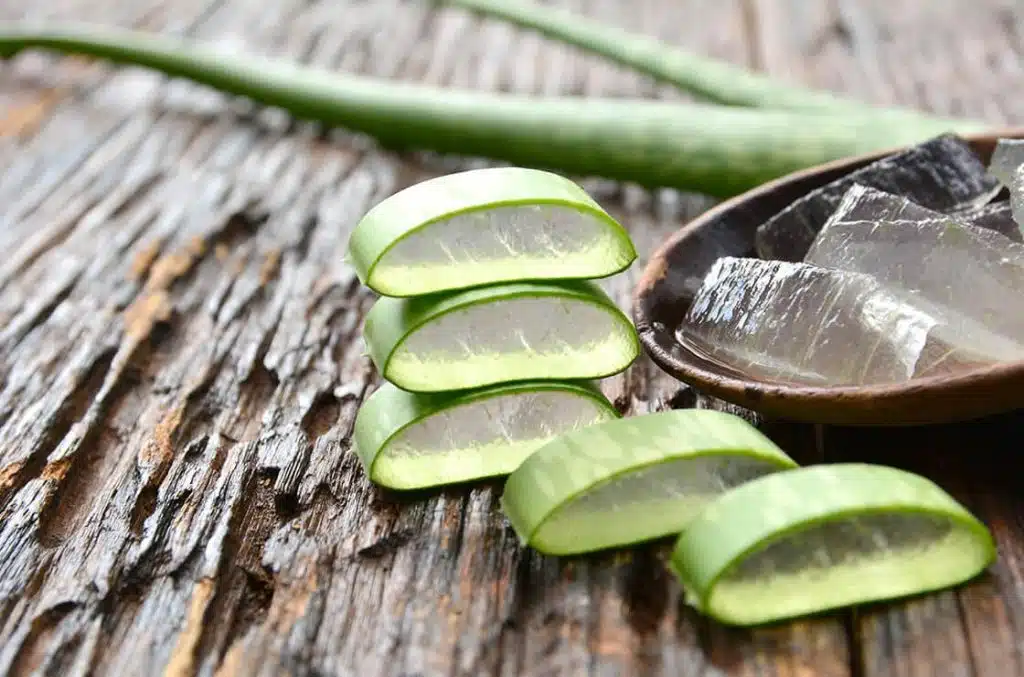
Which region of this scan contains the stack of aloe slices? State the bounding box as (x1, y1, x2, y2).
(349, 167, 641, 490)
(346, 164, 997, 629)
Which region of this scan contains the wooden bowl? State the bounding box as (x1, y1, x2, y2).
(633, 130, 1024, 426)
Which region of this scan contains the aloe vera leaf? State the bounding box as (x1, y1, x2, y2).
(500, 409, 798, 555)
(670, 463, 996, 627)
(361, 280, 640, 393)
(353, 380, 619, 490)
(347, 167, 636, 297)
(0, 24, 989, 200)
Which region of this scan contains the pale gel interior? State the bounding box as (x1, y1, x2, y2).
(708, 512, 989, 625)
(989, 138, 1024, 229)
(374, 390, 616, 489)
(371, 204, 632, 293)
(804, 186, 1024, 362)
(678, 257, 942, 386)
(533, 454, 787, 554)
(676, 256, 1015, 388)
(388, 297, 637, 391)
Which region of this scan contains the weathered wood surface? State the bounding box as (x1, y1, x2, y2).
(0, 0, 1022, 675)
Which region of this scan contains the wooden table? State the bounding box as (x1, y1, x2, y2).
(1, 1, 1023, 675)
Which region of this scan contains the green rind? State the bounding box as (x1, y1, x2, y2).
(669, 463, 997, 626)
(500, 409, 798, 555)
(352, 379, 619, 489)
(348, 166, 636, 296)
(361, 279, 640, 392)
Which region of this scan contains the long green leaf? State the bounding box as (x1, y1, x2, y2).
(0, 23, 990, 197)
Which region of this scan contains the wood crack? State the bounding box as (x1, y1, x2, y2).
(5, 601, 82, 677)
(187, 472, 282, 674)
(34, 318, 176, 548)
(0, 347, 116, 511)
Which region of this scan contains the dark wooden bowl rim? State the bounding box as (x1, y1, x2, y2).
(633, 128, 1024, 426)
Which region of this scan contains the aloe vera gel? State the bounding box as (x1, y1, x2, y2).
(350, 168, 639, 489)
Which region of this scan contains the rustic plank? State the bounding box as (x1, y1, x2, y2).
(0, 0, 1020, 676)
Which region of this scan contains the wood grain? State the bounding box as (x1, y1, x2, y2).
(0, 0, 1021, 675)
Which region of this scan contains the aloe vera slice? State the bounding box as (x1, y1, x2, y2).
(500, 409, 798, 555)
(362, 280, 640, 392)
(353, 380, 619, 490)
(670, 463, 996, 627)
(347, 167, 637, 297)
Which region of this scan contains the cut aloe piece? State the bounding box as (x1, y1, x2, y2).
(670, 463, 996, 627)
(362, 280, 640, 393)
(500, 409, 798, 556)
(347, 167, 637, 297)
(353, 380, 619, 490)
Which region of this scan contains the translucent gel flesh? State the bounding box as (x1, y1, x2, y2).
(755, 135, 998, 261)
(951, 201, 1020, 242)
(989, 138, 1024, 189)
(709, 512, 988, 625)
(804, 186, 1024, 362)
(376, 390, 616, 488)
(533, 455, 787, 553)
(989, 138, 1024, 235)
(388, 297, 636, 391)
(372, 205, 632, 292)
(677, 257, 955, 387)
